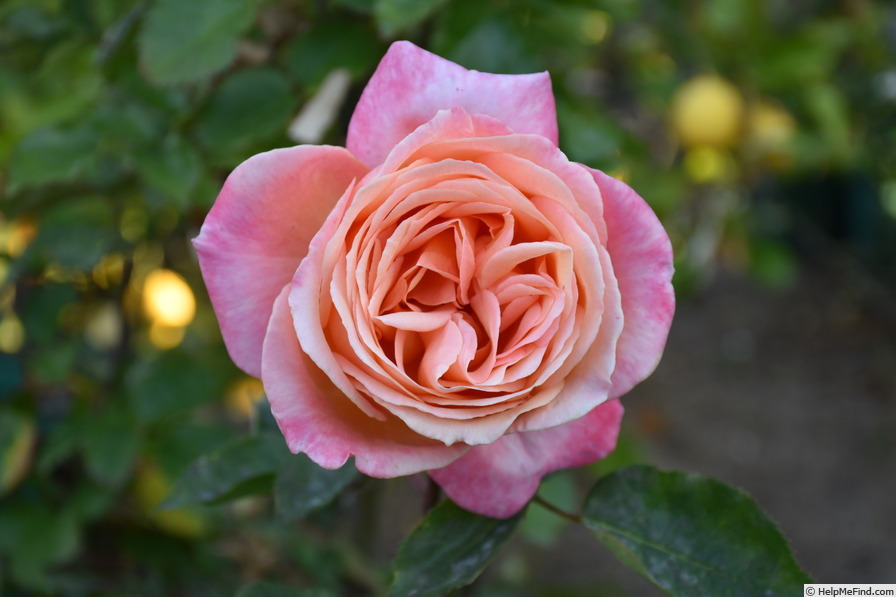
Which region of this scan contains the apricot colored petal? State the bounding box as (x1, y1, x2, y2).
(588, 169, 675, 398)
(347, 41, 558, 166)
(194, 145, 369, 376)
(429, 400, 624, 518)
(263, 287, 467, 477)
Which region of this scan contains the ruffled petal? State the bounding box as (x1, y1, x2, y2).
(263, 287, 467, 477)
(587, 169, 675, 398)
(429, 399, 624, 518)
(193, 145, 369, 376)
(347, 41, 558, 167)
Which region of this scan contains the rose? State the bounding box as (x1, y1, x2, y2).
(194, 42, 674, 518)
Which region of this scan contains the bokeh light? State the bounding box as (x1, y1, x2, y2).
(142, 269, 196, 328)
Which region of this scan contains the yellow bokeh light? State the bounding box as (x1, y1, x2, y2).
(225, 377, 266, 418)
(85, 302, 122, 350)
(606, 168, 629, 184)
(92, 253, 126, 289)
(0, 218, 37, 258)
(0, 314, 25, 354)
(582, 10, 611, 44)
(148, 321, 186, 350)
(0, 414, 36, 495)
(133, 462, 207, 538)
(143, 269, 195, 327)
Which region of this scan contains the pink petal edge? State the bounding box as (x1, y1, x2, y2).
(347, 41, 558, 167)
(429, 399, 624, 518)
(263, 286, 467, 478)
(193, 145, 368, 376)
(587, 169, 675, 399)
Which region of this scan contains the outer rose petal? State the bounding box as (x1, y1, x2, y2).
(587, 169, 675, 398)
(263, 287, 467, 477)
(429, 400, 624, 518)
(193, 145, 369, 376)
(347, 41, 558, 167)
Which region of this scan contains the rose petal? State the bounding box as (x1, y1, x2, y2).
(263, 286, 467, 477)
(347, 41, 558, 167)
(194, 145, 368, 376)
(587, 169, 675, 399)
(429, 399, 624, 518)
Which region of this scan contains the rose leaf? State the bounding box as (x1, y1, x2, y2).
(274, 455, 359, 522)
(137, 0, 257, 85)
(583, 465, 813, 596)
(390, 500, 522, 597)
(160, 434, 290, 510)
(235, 581, 334, 597)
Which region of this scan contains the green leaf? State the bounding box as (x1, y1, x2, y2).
(135, 133, 203, 207)
(81, 404, 140, 487)
(373, 0, 449, 38)
(126, 349, 230, 423)
(27, 196, 121, 271)
(195, 67, 294, 162)
(0, 355, 23, 400)
(281, 18, 383, 87)
(161, 433, 291, 510)
(236, 581, 334, 597)
(274, 455, 357, 522)
(583, 466, 812, 596)
(138, 0, 258, 85)
(0, 502, 80, 592)
(6, 125, 100, 190)
(390, 500, 522, 597)
(144, 422, 232, 480)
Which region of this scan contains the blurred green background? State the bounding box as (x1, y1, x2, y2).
(1, 0, 895, 595)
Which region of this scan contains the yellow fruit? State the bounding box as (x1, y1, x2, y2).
(1, 414, 36, 494)
(0, 313, 25, 354)
(133, 463, 207, 539)
(747, 101, 797, 171)
(683, 146, 734, 184)
(671, 75, 744, 149)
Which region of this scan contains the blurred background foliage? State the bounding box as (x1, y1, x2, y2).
(0, 0, 894, 594)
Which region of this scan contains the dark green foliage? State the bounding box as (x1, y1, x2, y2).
(584, 466, 812, 596)
(390, 500, 523, 597)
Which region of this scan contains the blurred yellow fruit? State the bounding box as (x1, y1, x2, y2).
(0, 218, 37, 258)
(683, 146, 734, 184)
(142, 269, 195, 327)
(747, 101, 797, 171)
(1, 414, 36, 494)
(671, 75, 744, 149)
(582, 10, 611, 44)
(133, 463, 207, 539)
(226, 377, 266, 419)
(0, 313, 25, 354)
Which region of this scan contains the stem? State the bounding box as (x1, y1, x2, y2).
(423, 476, 441, 514)
(532, 495, 582, 524)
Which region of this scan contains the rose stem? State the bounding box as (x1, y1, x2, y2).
(423, 477, 441, 514)
(532, 495, 582, 523)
